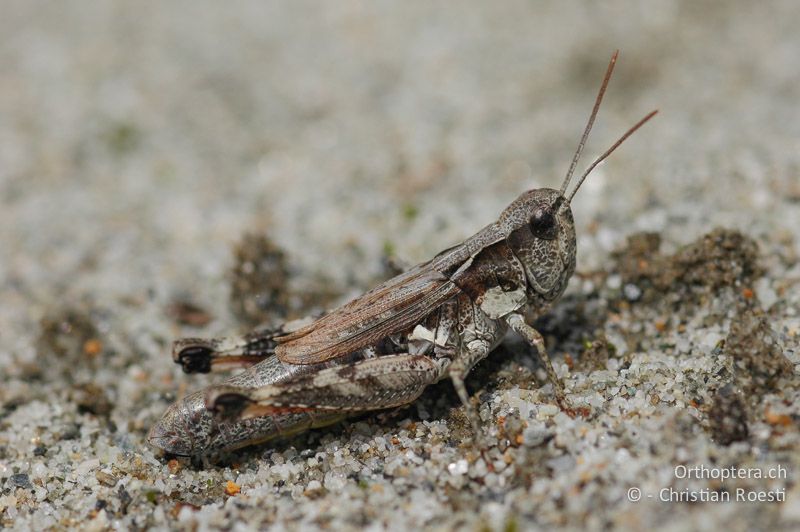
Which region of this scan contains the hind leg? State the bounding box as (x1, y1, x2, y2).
(170, 316, 321, 373)
(204, 353, 444, 420)
(172, 330, 279, 374)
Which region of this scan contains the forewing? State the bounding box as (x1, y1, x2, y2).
(276, 264, 461, 364)
(275, 220, 508, 365)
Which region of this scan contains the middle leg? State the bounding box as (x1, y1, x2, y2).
(445, 339, 492, 443)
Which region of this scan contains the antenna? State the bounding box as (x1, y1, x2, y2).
(566, 110, 658, 203)
(560, 50, 619, 196)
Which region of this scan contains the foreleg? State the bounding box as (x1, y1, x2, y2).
(505, 313, 570, 410)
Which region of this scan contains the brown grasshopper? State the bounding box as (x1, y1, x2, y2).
(149, 51, 656, 456)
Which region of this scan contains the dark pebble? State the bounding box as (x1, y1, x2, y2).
(9, 473, 33, 490)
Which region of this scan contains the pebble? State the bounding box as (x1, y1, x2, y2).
(447, 459, 468, 476)
(522, 425, 551, 447)
(7, 474, 32, 490)
(623, 283, 642, 301)
(538, 405, 560, 418)
(755, 277, 779, 309)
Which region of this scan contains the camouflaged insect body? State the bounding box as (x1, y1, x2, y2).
(149, 52, 656, 456)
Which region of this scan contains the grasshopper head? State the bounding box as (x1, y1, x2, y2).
(498, 52, 656, 302)
(500, 188, 576, 301)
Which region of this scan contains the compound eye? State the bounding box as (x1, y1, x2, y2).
(530, 209, 557, 240)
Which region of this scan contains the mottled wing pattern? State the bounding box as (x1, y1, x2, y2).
(274, 220, 507, 365)
(275, 266, 461, 364)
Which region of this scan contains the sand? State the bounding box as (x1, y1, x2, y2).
(1, 2, 798, 530)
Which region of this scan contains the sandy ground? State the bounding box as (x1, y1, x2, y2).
(1, 1, 799, 530)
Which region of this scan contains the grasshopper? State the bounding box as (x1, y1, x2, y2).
(149, 51, 656, 456)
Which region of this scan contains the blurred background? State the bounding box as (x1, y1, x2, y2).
(3, 1, 798, 296)
(1, 1, 798, 529)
